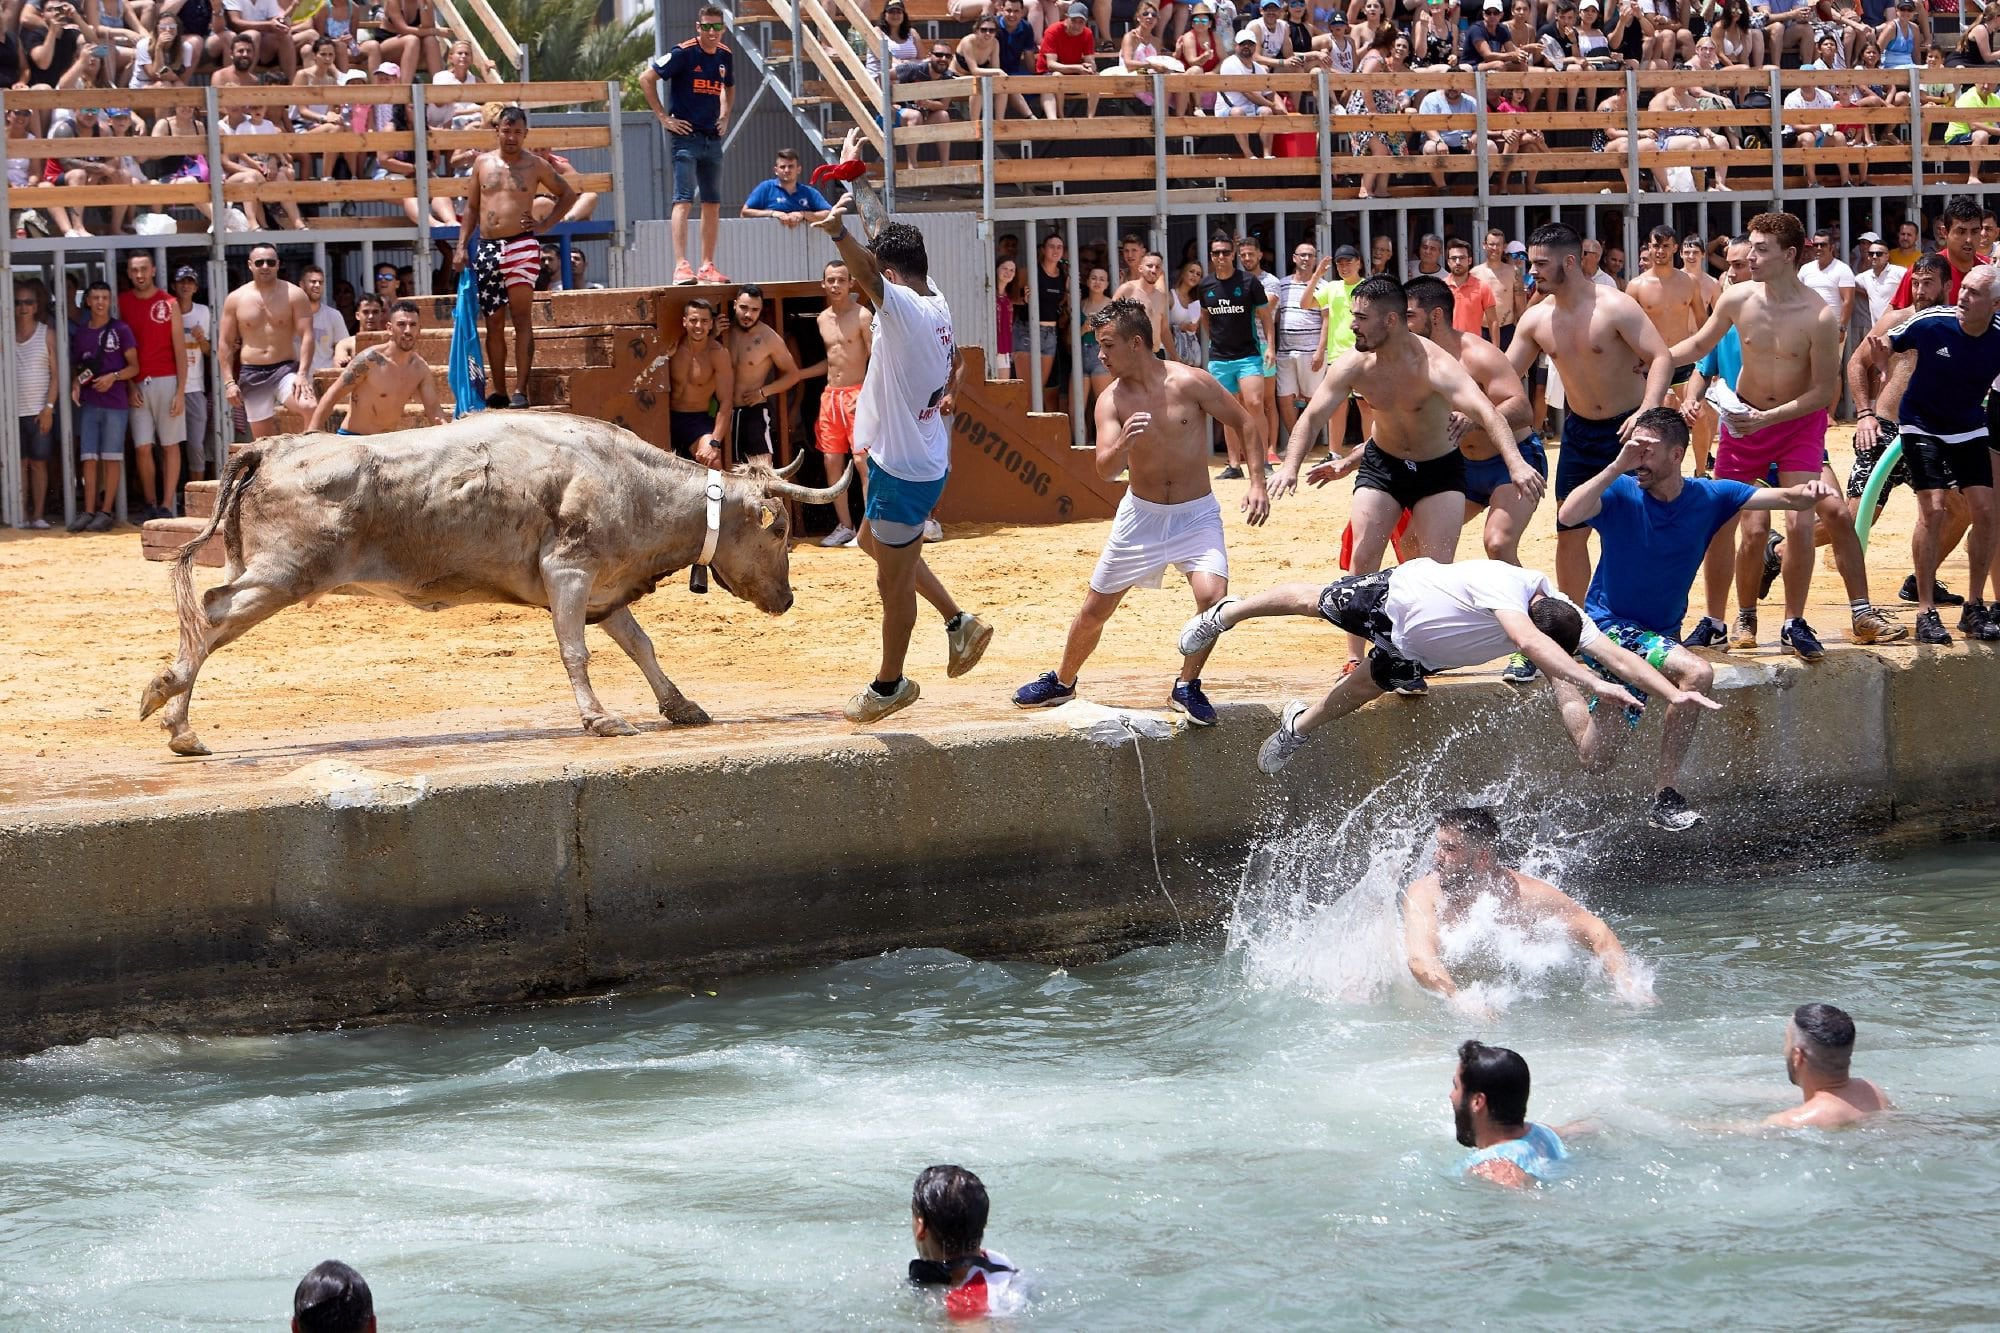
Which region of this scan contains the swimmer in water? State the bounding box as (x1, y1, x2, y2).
(1404, 808, 1656, 1010)
(1761, 1003, 1893, 1129)
(1451, 1040, 1575, 1187)
(908, 1164, 1025, 1317)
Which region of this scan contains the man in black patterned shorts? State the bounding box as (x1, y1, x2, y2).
(465, 106, 577, 408)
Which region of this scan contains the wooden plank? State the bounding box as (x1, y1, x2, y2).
(455, 0, 524, 70)
(431, 0, 505, 80)
(25, 182, 212, 207)
(800, 28, 887, 153)
(0, 87, 201, 112)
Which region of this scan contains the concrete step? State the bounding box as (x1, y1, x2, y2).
(184, 479, 219, 519)
(140, 515, 222, 567)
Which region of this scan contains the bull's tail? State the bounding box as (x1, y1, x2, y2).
(170, 448, 262, 662)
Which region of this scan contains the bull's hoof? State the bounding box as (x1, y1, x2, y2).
(583, 714, 640, 737)
(661, 699, 712, 726)
(168, 732, 211, 757)
(139, 672, 177, 720)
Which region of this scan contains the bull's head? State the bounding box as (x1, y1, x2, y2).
(710, 464, 854, 614)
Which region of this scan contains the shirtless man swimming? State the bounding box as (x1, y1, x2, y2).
(1669, 211, 1903, 656)
(664, 298, 733, 468)
(219, 244, 318, 438)
(1404, 806, 1653, 1011)
(304, 299, 444, 435)
(816, 259, 874, 545)
(1011, 297, 1267, 724)
(1627, 224, 1708, 410)
(1507, 222, 1675, 601)
(464, 106, 578, 408)
(1760, 1002, 1892, 1129)
(1272, 273, 1538, 680)
(724, 283, 803, 469)
(1112, 251, 1170, 356)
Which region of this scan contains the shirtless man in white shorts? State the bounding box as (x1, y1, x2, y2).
(1011, 296, 1267, 724)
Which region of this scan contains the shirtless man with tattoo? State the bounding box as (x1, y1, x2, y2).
(816, 259, 875, 545)
(305, 299, 444, 434)
(724, 283, 803, 468)
(219, 244, 318, 438)
(463, 106, 578, 408)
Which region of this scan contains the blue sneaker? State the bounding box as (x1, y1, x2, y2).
(1170, 677, 1218, 727)
(1781, 617, 1825, 662)
(1012, 671, 1076, 708)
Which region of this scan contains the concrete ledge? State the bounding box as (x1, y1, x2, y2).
(2, 647, 1997, 1054)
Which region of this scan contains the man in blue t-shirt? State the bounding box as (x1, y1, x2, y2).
(1558, 407, 1826, 832)
(1879, 264, 2000, 644)
(640, 4, 735, 285)
(739, 148, 831, 226)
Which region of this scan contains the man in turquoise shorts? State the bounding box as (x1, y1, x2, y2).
(1452, 1041, 1570, 1187)
(1198, 232, 1273, 479)
(1558, 407, 1831, 831)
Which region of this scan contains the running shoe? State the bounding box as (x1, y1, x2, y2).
(1972, 608, 2000, 642)
(1648, 786, 1704, 832)
(820, 524, 857, 548)
(27, 517, 49, 530)
(1781, 617, 1825, 661)
(945, 612, 993, 678)
(844, 676, 920, 724)
(1215, 465, 1245, 480)
(1499, 652, 1539, 684)
(1386, 660, 1428, 696)
(1757, 531, 1783, 600)
(1901, 573, 1965, 606)
(1169, 677, 1218, 727)
(923, 517, 944, 542)
(1682, 615, 1729, 649)
(696, 262, 731, 284)
(66, 510, 94, 532)
(1012, 671, 1075, 708)
(673, 259, 696, 285)
(1914, 608, 1953, 645)
(1731, 608, 1759, 650)
(1851, 606, 1908, 644)
(1176, 595, 1239, 657)
(1257, 699, 1310, 774)
(509, 392, 529, 409)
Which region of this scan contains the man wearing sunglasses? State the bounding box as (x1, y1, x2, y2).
(641, 4, 735, 285)
(219, 244, 319, 439)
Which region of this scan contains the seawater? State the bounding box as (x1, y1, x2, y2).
(0, 839, 1996, 1329)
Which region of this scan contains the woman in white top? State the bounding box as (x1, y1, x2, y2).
(428, 39, 485, 130)
(129, 10, 197, 87)
(1169, 260, 1205, 365)
(865, 0, 920, 81)
(12, 277, 57, 529)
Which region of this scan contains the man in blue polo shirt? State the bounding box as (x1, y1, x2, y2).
(740, 148, 831, 225)
(992, 0, 1040, 118)
(640, 4, 734, 285)
(1878, 262, 2000, 643)
(1558, 407, 1828, 831)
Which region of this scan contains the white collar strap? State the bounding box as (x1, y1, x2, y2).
(697, 469, 724, 570)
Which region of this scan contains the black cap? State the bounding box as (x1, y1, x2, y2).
(174, 265, 200, 281)
(1334, 244, 1360, 260)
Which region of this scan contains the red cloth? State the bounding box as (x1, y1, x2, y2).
(118, 288, 182, 380)
(1037, 22, 1096, 72)
(1892, 251, 1989, 308)
(1449, 274, 1494, 337)
(1338, 511, 1411, 571)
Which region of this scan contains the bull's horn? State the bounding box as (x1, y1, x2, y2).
(774, 451, 806, 479)
(761, 462, 852, 505)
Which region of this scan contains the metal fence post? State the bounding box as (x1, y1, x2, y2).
(1153, 71, 1169, 209)
(1623, 68, 1641, 205)
(1026, 222, 1043, 414)
(1065, 212, 1083, 449)
(50, 261, 75, 529)
(982, 77, 996, 221)
(1474, 70, 1490, 225)
(1316, 67, 1333, 218)
(0, 153, 17, 529)
(1769, 66, 1785, 201)
(1908, 66, 1924, 218)
(881, 53, 897, 212)
(413, 83, 433, 297)
(609, 92, 631, 287)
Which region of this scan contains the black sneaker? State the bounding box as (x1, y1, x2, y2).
(1386, 661, 1428, 696)
(1216, 465, 1245, 480)
(486, 392, 510, 410)
(1682, 615, 1729, 649)
(66, 509, 94, 532)
(1901, 573, 1965, 606)
(1956, 601, 1990, 635)
(1781, 617, 1825, 662)
(1757, 531, 1784, 600)
(1915, 608, 1953, 645)
(1648, 786, 1704, 832)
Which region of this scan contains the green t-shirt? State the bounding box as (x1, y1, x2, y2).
(1947, 88, 2000, 142)
(1311, 278, 1361, 358)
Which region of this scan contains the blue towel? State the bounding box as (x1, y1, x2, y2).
(448, 235, 485, 418)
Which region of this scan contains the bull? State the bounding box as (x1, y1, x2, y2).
(139, 414, 849, 756)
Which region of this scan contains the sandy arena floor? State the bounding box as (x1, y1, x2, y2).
(0, 427, 1966, 811)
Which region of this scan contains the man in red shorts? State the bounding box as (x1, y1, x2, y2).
(464, 106, 577, 408)
(815, 258, 874, 545)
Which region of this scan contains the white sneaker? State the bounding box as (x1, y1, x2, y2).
(945, 612, 993, 678)
(923, 517, 944, 542)
(821, 524, 857, 548)
(844, 676, 920, 724)
(1256, 700, 1311, 774)
(1177, 596, 1240, 657)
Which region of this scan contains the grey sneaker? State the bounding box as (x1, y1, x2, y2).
(1257, 699, 1311, 774)
(844, 676, 921, 724)
(1499, 652, 1539, 684)
(1177, 596, 1240, 657)
(820, 524, 857, 548)
(945, 613, 992, 678)
(1648, 786, 1704, 832)
(87, 510, 116, 531)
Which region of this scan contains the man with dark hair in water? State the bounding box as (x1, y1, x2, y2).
(1452, 1041, 1573, 1187)
(292, 1259, 374, 1333)
(1178, 557, 1718, 774)
(1404, 807, 1652, 1011)
(909, 1164, 1024, 1317)
(1761, 1003, 1892, 1128)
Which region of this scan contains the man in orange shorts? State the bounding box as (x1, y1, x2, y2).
(816, 258, 873, 546)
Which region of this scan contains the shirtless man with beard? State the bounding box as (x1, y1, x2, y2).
(723, 283, 803, 468)
(219, 243, 318, 437)
(305, 299, 444, 434)
(1112, 250, 1170, 356)
(662, 298, 732, 468)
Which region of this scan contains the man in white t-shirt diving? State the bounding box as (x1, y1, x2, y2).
(815, 174, 994, 725)
(1178, 558, 1718, 773)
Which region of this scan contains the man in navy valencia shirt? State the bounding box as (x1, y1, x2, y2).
(641, 4, 735, 285)
(1558, 407, 1829, 832)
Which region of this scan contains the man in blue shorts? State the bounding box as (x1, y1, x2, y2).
(1197, 232, 1273, 478)
(1451, 1041, 1573, 1188)
(641, 5, 734, 285)
(815, 180, 993, 724)
(1508, 222, 1675, 601)
(1558, 407, 1830, 830)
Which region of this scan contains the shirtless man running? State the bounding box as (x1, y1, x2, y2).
(1010, 297, 1267, 724)
(219, 244, 318, 438)
(1112, 251, 1170, 356)
(464, 106, 578, 408)
(724, 283, 803, 469)
(1404, 806, 1653, 1013)
(663, 297, 732, 468)
(304, 299, 444, 435)
(1506, 222, 1674, 601)
(816, 259, 874, 545)
(1669, 210, 1903, 655)
(1272, 273, 1537, 680)
(1759, 1003, 1892, 1129)
(1627, 224, 1708, 411)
